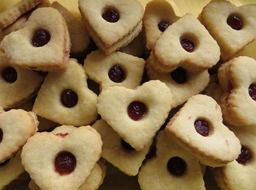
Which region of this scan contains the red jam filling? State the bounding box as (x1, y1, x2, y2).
(54, 151, 76, 175)
(102, 8, 120, 23)
(227, 14, 243, 30)
(236, 146, 252, 165)
(32, 29, 51, 47)
(167, 156, 187, 176)
(127, 101, 148, 121)
(108, 64, 126, 83)
(61, 89, 78, 108)
(2, 67, 17, 83)
(248, 84, 256, 101)
(180, 38, 195, 52)
(194, 119, 210, 137)
(158, 20, 170, 32)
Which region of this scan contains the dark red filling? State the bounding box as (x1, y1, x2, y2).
(227, 14, 243, 30)
(180, 38, 195, 52)
(170, 67, 188, 84)
(61, 89, 78, 108)
(54, 151, 76, 175)
(102, 8, 119, 23)
(108, 64, 126, 83)
(121, 139, 135, 151)
(194, 119, 210, 137)
(236, 146, 252, 165)
(249, 84, 256, 101)
(2, 67, 17, 83)
(167, 157, 187, 176)
(0, 128, 3, 143)
(32, 29, 51, 47)
(158, 20, 170, 32)
(127, 101, 148, 121)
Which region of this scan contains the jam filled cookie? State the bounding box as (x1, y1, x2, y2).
(148, 13, 220, 73)
(138, 131, 205, 190)
(236, 39, 256, 60)
(200, 0, 256, 61)
(93, 119, 151, 176)
(21, 125, 102, 190)
(0, 108, 38, 163)
(84, 50, 145, 90)
(0, 7, 71, 71)
(79, 0, 144, 54)
(33, 59, 97, 126)
(166, 94, 241, 167)
(97, 80, 172, 151)
(143, 0, 179, 50)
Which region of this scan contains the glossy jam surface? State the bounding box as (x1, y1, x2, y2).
(32, 29, 51, 47)
(0, 128, 3, 143)
(2, 67, 17, 83)
(249, 84, 256, 101)
(236, 146, 252, 165)
(167, 157, 187, 176)
(108, 64, 126, 83)
(61, 89, 78, 108)
(194, 119, 210, 137)
(55, 151, 76, 175)
(180, 38, 195, 52)
(127, 101, 148, 121)
(170, 67, 188, 84)
(227, 14, 243, 30)
(121, 140, 135, 151)
(158, 20, 170, 32)
(102, 8, 120, 23)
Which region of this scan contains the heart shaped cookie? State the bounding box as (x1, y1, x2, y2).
(33, 59, 98, 126)
(97, 80, 172, 151)
(79, 0, 144, 54)
(0, 108, 38, 162)
(200, 0, 256, 61)
(21, 125, 102, 190)
(0, 7, 71, 71)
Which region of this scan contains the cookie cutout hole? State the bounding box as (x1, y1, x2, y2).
(0, 128, 3, 143)
(127, 101, 148, 121)
(194, 119, 211, 137)
(102, 7, 120, 23)
(54, 151, 76, 175)
(32, 29, 51, 47)
(227, 13, 243, 30)
(170, 67, 188, 84)
(108, 64, 126, 83)
(1, 67, 17, 83)
(248, 84, 256, 101)
(61, 89, 78, 108)
(121, 139, 135, 152)
(167, 157, 187, 176)
(158, 20, 170, 32)
(180, 34, 197, 53)
(236, 145, 252, 165)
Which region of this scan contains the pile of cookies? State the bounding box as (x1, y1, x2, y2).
(0, 0, 256, 189)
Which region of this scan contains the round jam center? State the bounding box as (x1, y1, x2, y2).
(170, 67, 188, 84)
(2, 67, 17, 83)
(180, 38, 195, 52)
(167, 157, 187, 176)
(227, 14, 243, 30)
(121, 139, 135, 151)
(127, 101, 148, 121)
(194, 119, 210, 137)
(32, 29, 51, 47)
(158, 20, 170, 32)
(248, 84, 256, 101)
(102, 8, 120, 23)
(0, 128, 3, 143)
(54, 151, 76, 175)
(108, 64, 126, 83)
(236, 146, 252, 165)
(61, 89, 78, 108)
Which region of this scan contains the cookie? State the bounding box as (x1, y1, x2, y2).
(33, 59, 98, 126)
(138, 131, 205, 190)
(21, 125, 102, 190)
(148, 13, 220, 73)
(0, 108, 38, 163)
(203, 74, 223, 103)
(97, 80, 172, 151)
(143, 0, 179, 50)
(93, 119, 151, 176)
(84, 50, 145, 90)
(236, 39, 256, 59)
(0, 7, 71, 71)
(200, 0, 256, 61)
(79, 0, 144, 54)
(166, 94, 241, 167)
(147, 63, 209, 107)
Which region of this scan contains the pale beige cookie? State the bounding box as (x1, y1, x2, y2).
(200, 0, 256, 61)
(33, 59, 97, 126)
(138, 131, 205, 190)
(235, 39, 256, 59)
(93, 119, 151, 176)
(166, 94, 241, 167)
(0, 7, 70, 71)
(97, 80, 172, 151)
(147, 63, 209, 107)
(79, 0, 144, 54)
(84, 50, 145, 90)
(0, 53, 43, 109)
(143, 0, 179, 50)
(148, 13, 220, 73)
(203, 74, 223, 103)
(21, 125, 102, 190)
(0, 108, 38, 162)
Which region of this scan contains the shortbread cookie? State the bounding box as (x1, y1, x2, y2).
(138, 131, 205, 190)
(200, 0, 256, 61)
(84, 50, 145, 90)
(33, 59, 98, 126)
(0, 7, 70, 71)
(236, 39, 256, 59)
(0, 108, 38, 162)
(166, 94, 241, 167)
(93, 119, 151, 176)
(22, 125, 102, 190)
(218, 56, 256, 130)
(79, 0, 144, 54)
(143, 0, 179, 50)
(148, 13, 220, 73)
(147, 64, 209, 107)
(203, 74, 223, 103)
(97, 80, 172, 151)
